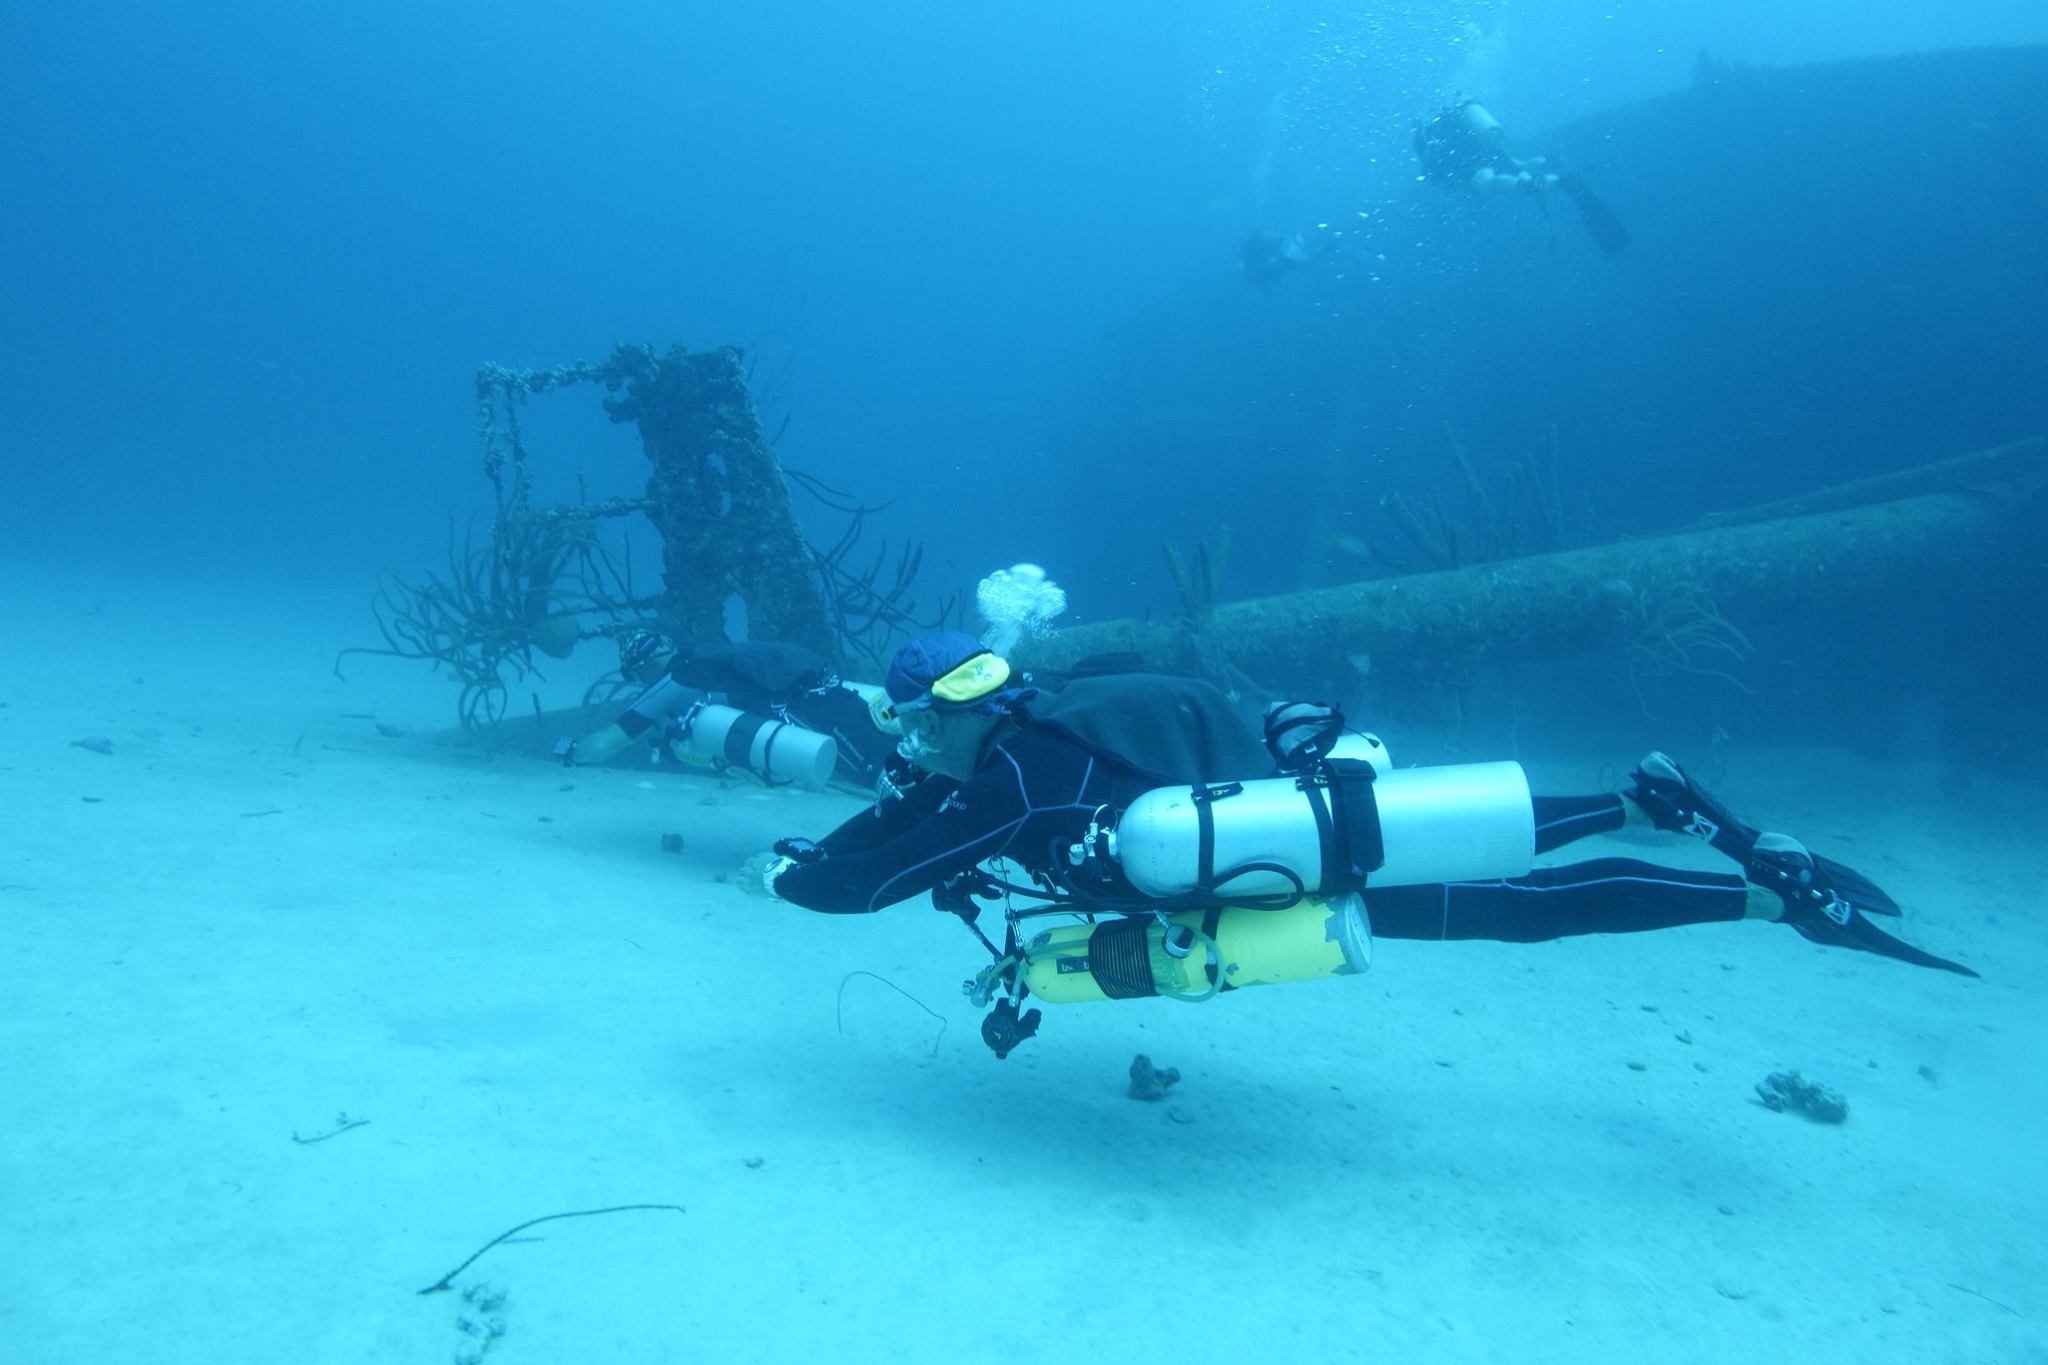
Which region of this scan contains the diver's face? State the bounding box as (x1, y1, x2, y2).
(895, 710, 945, 767)
(895, 709, 985, 781)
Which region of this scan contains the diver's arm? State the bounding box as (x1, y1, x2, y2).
(811, 773, 950, 858)
(563, 674, 710, 765)
(771, 764, 1028, 915)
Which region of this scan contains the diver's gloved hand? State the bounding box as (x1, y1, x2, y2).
(932, 867, 1002, 923)
(738, 851, 790, 899)
(772, 837, 826, 865)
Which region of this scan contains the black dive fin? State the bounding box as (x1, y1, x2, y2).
(1559, 173, 1630, 254)
(1811, 852, 1903, 917)
(1629, 753, 1901, 916)
(1782, 904, 1980, 978)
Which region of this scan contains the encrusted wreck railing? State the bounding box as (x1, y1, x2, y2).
(338, 341, 949, 729)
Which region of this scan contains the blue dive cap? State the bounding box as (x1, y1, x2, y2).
(885, 631, 1011, 711)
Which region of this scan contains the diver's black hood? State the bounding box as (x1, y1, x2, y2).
(1008, 673, 1272, 787)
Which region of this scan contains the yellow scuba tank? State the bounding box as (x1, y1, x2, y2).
(1019, 893, 1371, 1005)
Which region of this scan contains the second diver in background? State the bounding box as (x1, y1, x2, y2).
(1239, 97, 1630, 290)
(1414, 98, 1632, 254)
(556, 629, 895, 790)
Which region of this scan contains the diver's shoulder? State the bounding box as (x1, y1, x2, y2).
(987, 719, 1095, 767)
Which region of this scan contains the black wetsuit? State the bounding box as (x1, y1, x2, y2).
(776, 722, 1151, 915)
(774, 719, 1747, 939)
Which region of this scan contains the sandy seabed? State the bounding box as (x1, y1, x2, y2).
(3, 560, 2043, 1365)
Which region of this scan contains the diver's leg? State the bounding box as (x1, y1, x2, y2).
(1367, 851, 1979, 974)
(1533, 794, 1628, 853)
(1364, 859, 1751, 944)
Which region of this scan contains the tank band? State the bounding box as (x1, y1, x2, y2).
(1196, 797, 1215, 887)
(1192, 782, 1241, 889)
(721, 711, 791, 782)
(1304, 773, 1339, 884)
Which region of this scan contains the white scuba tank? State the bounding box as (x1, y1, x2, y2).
(676, 703, 837, 790)
(1328, 729, 1390, 774)
(1106, 746, 1534, 899)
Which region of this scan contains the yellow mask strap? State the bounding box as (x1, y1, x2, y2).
(929, 651, 1012, 705)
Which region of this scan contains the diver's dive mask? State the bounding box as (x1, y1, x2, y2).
(868, 649, 1013, 735)
(618, 627, 674, 683)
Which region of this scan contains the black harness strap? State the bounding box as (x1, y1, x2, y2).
(1329, 762, 1386, 886)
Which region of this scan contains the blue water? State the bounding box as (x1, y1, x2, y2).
(9, 4, 2043, 602)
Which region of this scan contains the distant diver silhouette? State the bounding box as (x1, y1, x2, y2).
(1416, 98, 1630, 255)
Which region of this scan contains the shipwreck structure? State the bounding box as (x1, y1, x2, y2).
(1016, 438, 2048, 706)
(340, 342, 944, 730)
(595, 344, 836, 654)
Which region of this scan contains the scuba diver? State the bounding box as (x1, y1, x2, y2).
(555, 628, 895, 790)
(757, 632, 1975, 1059)
(1414, 98, 1631, 255)
(1239, 228, 1333, 288)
